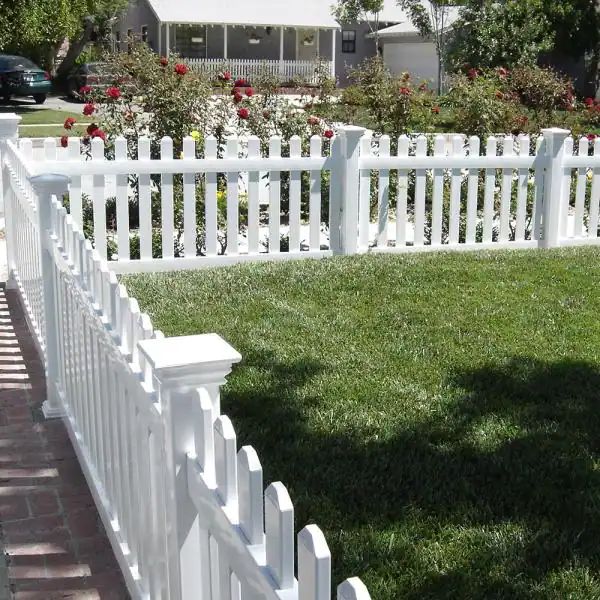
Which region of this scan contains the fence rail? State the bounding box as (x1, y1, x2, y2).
(0, 114, 373, 600)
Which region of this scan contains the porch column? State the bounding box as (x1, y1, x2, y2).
(166, 23, 170, 58)
(223, 24, 228, 59)
(331, 29, 336, 78)
(279, 26, 285, 77)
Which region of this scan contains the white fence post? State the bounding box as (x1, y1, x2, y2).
(0, 114, 21, 278)
(540, 128, 570, 248)
(138, 333, 242, 600)
(29, 173, 70, 418)
(335, 126, 365, 255)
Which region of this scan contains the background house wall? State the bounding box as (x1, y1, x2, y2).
(335, 23, 379, 86)
(117, 0, 159, 49)
(382, 35, 439, 87)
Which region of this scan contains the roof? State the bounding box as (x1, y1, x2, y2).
(145, 0, 339, 28)
(374, 4, 461, 38)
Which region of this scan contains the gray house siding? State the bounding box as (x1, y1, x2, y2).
(335, 23, 379, 86)
(117, 0, 159, 50)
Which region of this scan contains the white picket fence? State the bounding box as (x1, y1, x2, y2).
(13, 125, 600, 276)
(187, 58, 329, 85)
(0, 118, 373, 599)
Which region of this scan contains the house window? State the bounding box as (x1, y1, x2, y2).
(342, 30, 356, 53)
(141, 25, 148, 43)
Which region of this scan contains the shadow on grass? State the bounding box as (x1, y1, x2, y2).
(223, 353, 600, 598)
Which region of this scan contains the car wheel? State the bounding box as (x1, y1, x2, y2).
(33, 94, 46, 105)
(1, 95, 10, 104)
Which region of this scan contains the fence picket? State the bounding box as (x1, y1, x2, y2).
(376, 136, 390, 247)
(67, 137, 83, 228)
(226, 137, 239, 256)
(483, 137, 497, 243)
(590, 138, 600, 238)
(289, 136, 302, 252)
(574, 137, 589, 238)
(160, 137, 174, 258)
(449, 135, 463, 244)
(237, 446, 264, 545)
(298, 525, 331, 600)
(114, 137, 130, 260)
(395, 136, 409, 249)
(265, 482, 294, 590)
(309, 136, 322, 252)
(205, 136, 218, 256)
(499, 136, 513, 242)
(183, 136, 197, 257)
(431, 135, 445, 246)
(358, 136, 371, 250)
(414, 135, 427, 246)
(465, 136, 480, 244)
(515, 135, 530, 241)
(269, 137, 282, 253)
(247, 137, 261, 255)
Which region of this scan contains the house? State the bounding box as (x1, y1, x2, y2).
(115, 0, 453, 87)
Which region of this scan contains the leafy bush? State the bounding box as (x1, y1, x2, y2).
(346, 57, 438, 138)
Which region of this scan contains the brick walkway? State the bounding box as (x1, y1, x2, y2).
(0, 285, 129, 599)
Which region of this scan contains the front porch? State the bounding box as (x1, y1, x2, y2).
(160, 23, 336, 84)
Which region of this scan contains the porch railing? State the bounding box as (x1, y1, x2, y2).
(186, 58, 330, 84)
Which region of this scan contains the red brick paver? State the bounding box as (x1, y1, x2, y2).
(0, 286, 129, 599)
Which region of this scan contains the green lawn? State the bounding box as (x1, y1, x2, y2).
(125, 248, 600, 599)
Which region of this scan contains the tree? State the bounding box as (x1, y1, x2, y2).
(448, 0, 600, 95)
(0, 0, 127, 75)
(333, 0, 385, 51)
(397, 0, 460, 94)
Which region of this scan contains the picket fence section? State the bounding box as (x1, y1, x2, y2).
(186, 58, 329, 84)
(16, 126, 600, 275)
(0, 115, 372, 600)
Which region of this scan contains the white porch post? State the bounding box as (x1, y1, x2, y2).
(166, 23, 170, 57)
(223, 24, 228, 59)
(279, 26, 285, 77)
(330, 28, 336, 78)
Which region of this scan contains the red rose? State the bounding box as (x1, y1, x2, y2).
(86, 123, 99, 135)
(60, 135, 69, 148)
(91, 128, 106, 141)
(323, 129, 334, 139)
(237, 107, 249, 119)
(245, 87, 254, 97)
(106, 86, 121, 100)
(233, 92, 243, 104)
(588, 133, 597, 141)
(307, 115, 319, 126)
(160, 56, 169, 67)
(234, 78, 247, 87)
(174, 63, 188, 76)
(585, 97, 595, 107)
(399, 87, 411, 96)
(431, 106, 440, 114)
(231, 87, 240, 95)
(79, 85, 92, 95)
(467, 68, 478, 80)
(83, 103, 95, 116)
(219, 71, 232, 81)
(64, 117, 76, 130)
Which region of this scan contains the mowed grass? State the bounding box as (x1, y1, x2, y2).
(125, 248, 600, 599)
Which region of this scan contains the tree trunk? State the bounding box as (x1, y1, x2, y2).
(54, 16, 95, 84)
(585, 46, 600, 99)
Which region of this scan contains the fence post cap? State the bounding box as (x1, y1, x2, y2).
(0, 113, 21, 139)
(338, 125, 367, 137)
(540, 127, 571, 137)
(138, 332, 242, 388)
(28, 173, 70, 196)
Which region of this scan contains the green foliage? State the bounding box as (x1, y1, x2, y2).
(0, 0, 127, 67)
(346, 57, 438, 138)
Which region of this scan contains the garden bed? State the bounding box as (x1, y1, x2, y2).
(125, 248, 600, 599)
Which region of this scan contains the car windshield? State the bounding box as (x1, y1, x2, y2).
(0, 56, 38, 70)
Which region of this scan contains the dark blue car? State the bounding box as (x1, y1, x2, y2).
(0, 55, 52, 105)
